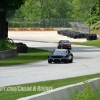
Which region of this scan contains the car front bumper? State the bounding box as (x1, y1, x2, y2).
(48, 58, 66, 62)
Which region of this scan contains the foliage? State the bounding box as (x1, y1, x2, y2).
(73, 83, 94, 100)
(5, 0, 100, 29)
(4, 0, 100, 29)
(0, 39, 16, 51)
(85, 16, 100, 25)
(71, 82, 100, 100)
(12, 0, 73, 19)
(72, 0, 100, 25)
(41, 0, 73, 18)
(90, 21, 100, 30)
(0, 0, 26, 12)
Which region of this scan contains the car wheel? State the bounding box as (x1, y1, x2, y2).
(58, 46, 60, 49)
(69, 58, 73, 63)
(48, 60, 52, 63)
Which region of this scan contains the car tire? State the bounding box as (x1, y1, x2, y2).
(69, 58, 73, 63)
(48, 59, 52, 63)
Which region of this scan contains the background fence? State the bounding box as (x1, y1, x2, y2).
(7, 18, 90, 33)
(70, 22, 90, 34)
(7, 18, 84, 28)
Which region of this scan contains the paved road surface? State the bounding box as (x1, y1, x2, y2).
(0, 31, 100, 87)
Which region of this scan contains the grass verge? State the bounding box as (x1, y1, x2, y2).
(0, 73, 100, 100)
(70, 82, 100, 100)
(71, 38, 100, 47)
(0, 47, 50, 66)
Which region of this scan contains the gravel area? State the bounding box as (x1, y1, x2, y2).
(8, 31, 87, 42)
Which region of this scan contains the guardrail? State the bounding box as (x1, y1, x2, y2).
(17, 78, 100, 100)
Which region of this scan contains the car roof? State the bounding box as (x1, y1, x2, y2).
(60, 40, 69, 42)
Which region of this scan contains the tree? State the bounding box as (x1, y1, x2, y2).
(13, 0, 73, 19)
(0, 0, 26, 39)
(13, 0, 42, 19)
(72, 0, 100, 23)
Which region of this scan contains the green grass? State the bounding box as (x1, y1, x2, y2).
(71, 39, 100, 47)
(90, 21, 100, 30)
(0, 39, 16, 51)
(0, 47, 50, 66)
(70, 82, 100, 100)
(0, 73, 100, 100)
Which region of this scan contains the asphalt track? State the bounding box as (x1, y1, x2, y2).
(0, 31, 100, 87)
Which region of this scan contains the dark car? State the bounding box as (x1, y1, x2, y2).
(58, 40, 71, 50)
(48, 49, 73, 63)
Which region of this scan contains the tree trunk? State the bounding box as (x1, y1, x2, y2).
(0, 11, 8, 39)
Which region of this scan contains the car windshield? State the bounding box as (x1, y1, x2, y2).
(62, 40, 69, 42)
(62, 42, 69, 44)
(53, 50, 68, 55)
(60, 41, 70, 44)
